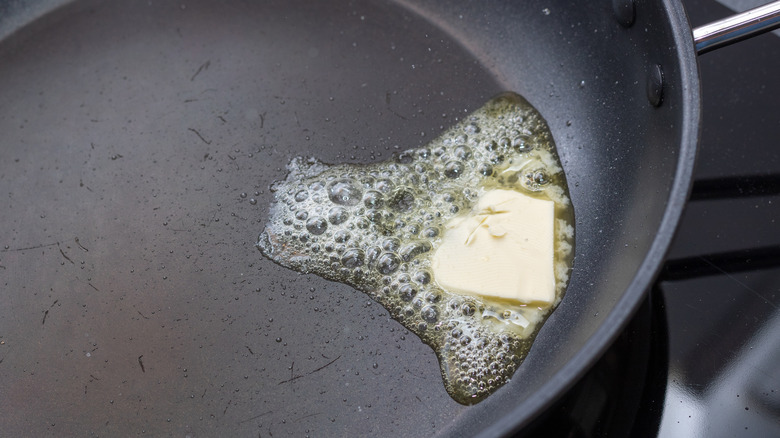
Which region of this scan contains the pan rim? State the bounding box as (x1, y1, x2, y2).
(472, 0, 702, 435)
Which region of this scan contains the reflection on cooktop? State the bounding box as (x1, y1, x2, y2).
(655, 0, 780, 435)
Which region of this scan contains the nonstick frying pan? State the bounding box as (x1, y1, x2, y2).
(0, 0, 778, 436)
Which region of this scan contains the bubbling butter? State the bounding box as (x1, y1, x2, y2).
(257, 93, 575, 404)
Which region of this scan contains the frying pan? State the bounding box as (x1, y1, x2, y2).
(0, 0, 778, 436)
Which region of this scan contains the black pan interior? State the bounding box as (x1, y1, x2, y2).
(0, 0, 698, 436)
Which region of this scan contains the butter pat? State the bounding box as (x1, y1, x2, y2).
(431, 189, 556, 306)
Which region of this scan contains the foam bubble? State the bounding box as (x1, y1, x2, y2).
(328, 179, 362, 206)
(305, 217, 328, 235)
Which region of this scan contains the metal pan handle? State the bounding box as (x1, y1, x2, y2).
(693, 1, 780, 54)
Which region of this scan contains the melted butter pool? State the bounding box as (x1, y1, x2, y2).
(257, 93, 574, 404)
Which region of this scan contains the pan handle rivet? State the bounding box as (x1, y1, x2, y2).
(612, 0, 636, 27)
(646, 64, 664, 107)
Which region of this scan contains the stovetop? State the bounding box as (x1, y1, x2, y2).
(528, 0, 780, 436)
(658, 0, 780, 435)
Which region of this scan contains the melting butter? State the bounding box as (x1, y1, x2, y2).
(431, 189, 556, 306)
(257, 92, 575, 404)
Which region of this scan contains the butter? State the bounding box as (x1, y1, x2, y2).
(431, 189, 555, 306)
